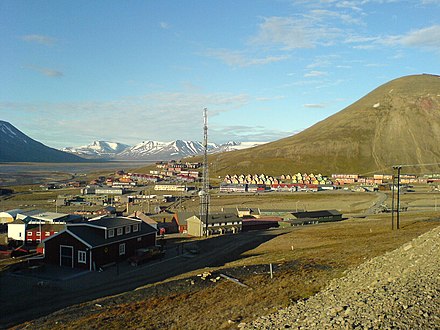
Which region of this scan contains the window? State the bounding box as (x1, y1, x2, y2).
(19, 232, 22, 238)
(36, 232, 41, 236)
(108, 229, 115, 238)
(117, 227, 123, 236)
(119, 243, 126, 256)
(137, 237, 142, 242)
(125, 225, 131, 234)
(27, 231, 32, 236)
(78, 250, 87, 264)
(45, 232, 50, 236)
(133, 224, 139, 232)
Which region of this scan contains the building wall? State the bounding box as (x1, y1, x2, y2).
(91, 233, 156, 268)
(186, 217, 203, 237)
(44, 231, 156, 270)
(7, 223, 25, 242)
(44, 232, 90, 270)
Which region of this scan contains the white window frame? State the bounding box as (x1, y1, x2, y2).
(133, 224, 139, 232)
(78, 250, 87, 264)
(125, 225, 131, 234)
(108, 228, 115, 238)
(119, 243, 126, 256)
(117, 227, 123, 236)
(27, 231, 32, 236)
(45, 231, 51, 236)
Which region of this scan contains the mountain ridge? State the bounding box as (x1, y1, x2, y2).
(0, 121, 86, 163)
(207, 74, 440, 175)
(63, 140, 267, 161)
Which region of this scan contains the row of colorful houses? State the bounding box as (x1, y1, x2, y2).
(224, 173, 332, 186)
(219, 183, 335, 193)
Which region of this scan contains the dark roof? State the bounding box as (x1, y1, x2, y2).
(292, 210, 342, 219)
(193, 213, 242, 224)
(86, 216, 141, 229)
(66, 220, 156, 248)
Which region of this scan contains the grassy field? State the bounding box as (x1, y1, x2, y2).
(14, 211, 440, 330)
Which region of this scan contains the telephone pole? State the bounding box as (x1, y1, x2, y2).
(391, 165, 402, 230)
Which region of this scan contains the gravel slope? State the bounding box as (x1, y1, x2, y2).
(247, 225, 440, 329)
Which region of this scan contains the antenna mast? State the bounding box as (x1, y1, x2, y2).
(199, 108, 210, 236)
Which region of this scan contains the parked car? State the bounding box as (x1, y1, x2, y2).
(128, 246, 164, 266)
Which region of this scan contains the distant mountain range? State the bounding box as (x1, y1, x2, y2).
(62, 140, 267, 161)
(0, 121, 85, 163)
(0, 120, 267, 162)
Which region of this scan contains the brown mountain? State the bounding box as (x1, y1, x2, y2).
(210, 74, 440, 176)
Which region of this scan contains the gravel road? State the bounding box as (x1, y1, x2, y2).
(247, 225, 440, 329)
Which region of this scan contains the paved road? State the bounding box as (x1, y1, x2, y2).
(0, 229, 286, 328)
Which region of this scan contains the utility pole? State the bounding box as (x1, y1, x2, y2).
(199, 108, 210, 237)
(392, 165, 402, 230)
(396, 166, 401, 230)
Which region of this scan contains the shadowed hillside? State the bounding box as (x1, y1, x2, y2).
(209, 74, 440, 176)
(0, 121, 86, 163)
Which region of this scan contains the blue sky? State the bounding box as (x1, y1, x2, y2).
(1, 0, 439, 149)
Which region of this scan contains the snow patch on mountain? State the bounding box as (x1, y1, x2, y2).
(62, 141, 130, 159)
(62, 139, 268, 161)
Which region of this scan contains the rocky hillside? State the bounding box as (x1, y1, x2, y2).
(209, 74, 440, 175)
(248, 225, 440, 329)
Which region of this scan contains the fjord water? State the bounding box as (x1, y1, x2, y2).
(0, 161, 153, 186)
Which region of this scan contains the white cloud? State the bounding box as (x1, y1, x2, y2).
(21, 34, 56, 46)
(24, 65, 64, 78)
(309, 9, 362, 25)
(395, 25, 440, 50)
(250, 16, 341, 50)
(304, 70, 328, 77)
(303, 103, 326, 108)
(205, 49, 289, 67)
(210, 125, 293, 143)
(160, 22, 170, 29)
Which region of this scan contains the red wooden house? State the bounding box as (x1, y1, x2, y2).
(43, 216, 157, 271)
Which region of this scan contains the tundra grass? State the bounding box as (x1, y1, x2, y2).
(16, 212, 440, 330)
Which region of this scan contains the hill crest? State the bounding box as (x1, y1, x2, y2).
(209, 74, 440, 176)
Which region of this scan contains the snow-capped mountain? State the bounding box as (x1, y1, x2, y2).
(62, 141, 130, 159)
(62, 139, 267, 161)
(209, 141, 267, 153)
(116, 140, 218, 160)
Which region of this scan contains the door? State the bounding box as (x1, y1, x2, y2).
(60, 245, 74, 268)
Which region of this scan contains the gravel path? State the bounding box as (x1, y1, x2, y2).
(247, 225, 440, 329)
